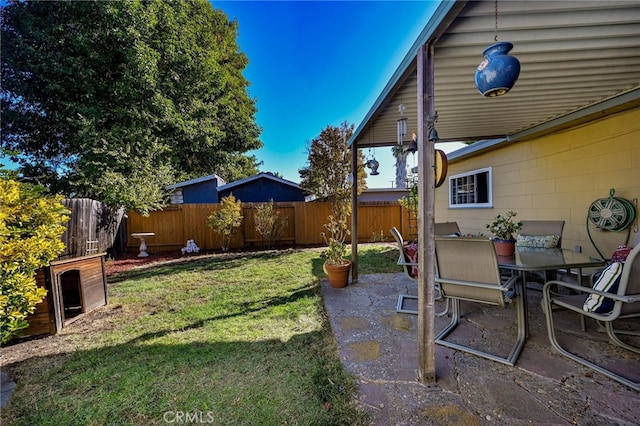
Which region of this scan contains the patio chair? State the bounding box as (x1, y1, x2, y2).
(542, 243, 640, 390)
(517, 220, 565, 285)
(558, 244, 631, 289)
(434, 222, 462, 237)
(391, 225, 458, 316)
(434, 237, 526, 366)
(518, 220, 565, 247)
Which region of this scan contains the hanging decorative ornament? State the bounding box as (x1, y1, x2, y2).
(366, 148, 380, 175)
(475, 42, 520, 97)
(427, 114, 439, 142)
(405, 132, 418, 154)
(366, 158, 380, 175)
(474, 0, 520, 97)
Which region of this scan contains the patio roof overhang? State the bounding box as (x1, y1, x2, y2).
(347, 0, 640, 383)
(349, 0, 640, 150)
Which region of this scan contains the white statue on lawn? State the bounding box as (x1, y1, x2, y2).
(181, 239, 200, 255)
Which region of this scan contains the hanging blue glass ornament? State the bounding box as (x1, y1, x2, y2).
(474, 41, 520, 97)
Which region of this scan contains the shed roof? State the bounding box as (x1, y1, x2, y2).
(165, 174, 226, 190)
(350, 0, 640, 149)
(217, 172, 301, 192)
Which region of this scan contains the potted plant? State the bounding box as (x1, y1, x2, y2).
(321, 214, 351, 288)
(299, 122, 367, 288)
(486, 210, 522, 256)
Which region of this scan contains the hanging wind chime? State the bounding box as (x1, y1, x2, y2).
(397, 104, 408, 147)
(405, 112, 438, 154)
(475, 0, 520, 97)
(397, 103, 418, 154)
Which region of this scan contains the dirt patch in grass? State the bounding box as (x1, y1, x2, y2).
(105, 251, 197, 275)
(103, 245, 320, 276)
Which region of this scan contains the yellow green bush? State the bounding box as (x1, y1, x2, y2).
(0, 178, 69, 343)
(206, 194, 243, 252)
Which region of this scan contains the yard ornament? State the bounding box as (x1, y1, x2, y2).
(474, 0, 520, 97)
(181, 239, 200, 255)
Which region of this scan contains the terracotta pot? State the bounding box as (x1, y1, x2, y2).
(493, 239, 516, 256)
(324, 261, 351, 288)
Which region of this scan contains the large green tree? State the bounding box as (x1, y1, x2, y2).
(299, 122, 367, 230)
(1, 0, 262, 214)
(299, 122, 366, 265)
(299, 121, 367, 199)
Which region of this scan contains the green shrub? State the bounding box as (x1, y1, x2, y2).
(206, 194, 243, 251)
(398, 174, 418, 217)
(254, 199, 287, 249)
(370, 230, 386, 243)
(0, 178, 69, 343)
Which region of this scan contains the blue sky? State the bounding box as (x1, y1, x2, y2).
(215, 0, 465, 186)
(2, 1, 467, 187)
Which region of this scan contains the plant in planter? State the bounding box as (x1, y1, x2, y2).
(321, 215, 349, 264)
(299, 122, 367, 288)
(321, 215, 352, 288)
(486, 210, 522, 256)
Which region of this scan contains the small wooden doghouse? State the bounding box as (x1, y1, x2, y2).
(22, 253, 108, 338)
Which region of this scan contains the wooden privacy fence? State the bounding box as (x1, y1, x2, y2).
(126, 202, 414, 253)
(60, 199, 125, 259)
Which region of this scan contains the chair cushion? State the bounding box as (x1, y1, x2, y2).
(611, 245, 632, 263)
(516, 234, 560, 248)
(404, 243, 419, 278)
(583, 262, 623, 313)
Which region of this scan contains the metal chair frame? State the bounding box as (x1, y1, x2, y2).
(434, 237, 526, 366)
(542, 243, 640, 391)
(390, 226, 451, 317)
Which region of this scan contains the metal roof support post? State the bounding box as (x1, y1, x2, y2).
(417, 42, 437, 382)
(351, 141, 358, 283)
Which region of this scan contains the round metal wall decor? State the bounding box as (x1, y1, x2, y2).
(435, 149, 448, 188)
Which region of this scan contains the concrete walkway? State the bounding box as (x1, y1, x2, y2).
(321, 273, 640, 425)
(1, 371, 16, 409)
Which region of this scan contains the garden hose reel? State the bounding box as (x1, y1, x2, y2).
(586, 188, 637, 260)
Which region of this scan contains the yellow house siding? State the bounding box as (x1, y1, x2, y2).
(436, 107, 639, 259)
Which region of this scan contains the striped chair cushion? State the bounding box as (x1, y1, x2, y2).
(583, 262, 623, 313)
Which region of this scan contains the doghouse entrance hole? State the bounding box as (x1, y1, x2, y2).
(60, 270, 83, 321)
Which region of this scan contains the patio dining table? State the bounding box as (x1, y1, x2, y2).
(498, 247, 606, 335)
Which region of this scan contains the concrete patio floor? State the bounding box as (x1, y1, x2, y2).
(321, 273, 640, 425)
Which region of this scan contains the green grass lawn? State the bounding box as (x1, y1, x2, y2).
(3, 244, 400, 425)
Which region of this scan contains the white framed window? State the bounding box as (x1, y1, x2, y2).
(448, 167, 492, 208)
